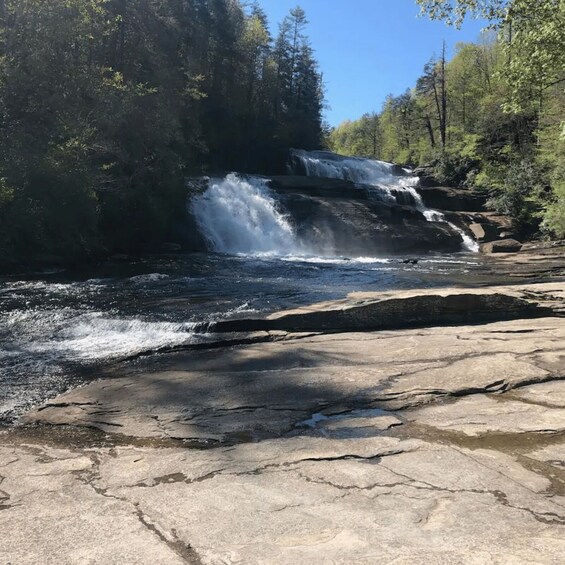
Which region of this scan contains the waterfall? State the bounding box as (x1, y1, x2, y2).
(291, 149, 478, 252)
(191, 174, 301, 255)
(421, 208, 479, 251)
(291, 149, 421, 206)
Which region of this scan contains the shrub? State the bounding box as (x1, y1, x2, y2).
(430, 151, 480, 188)
(487, 159, 544, 230)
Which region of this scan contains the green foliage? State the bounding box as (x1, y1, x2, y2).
(542, 181, 565, 238)
(415, 0, 508, 26)
(328, 114, 380, 158)
(487, 159, 545, 229)
(430, 151, 480, 187)
(330, 3, 563, 237)
(540, 121, 565, 238)
(0, 0, 325, 264)
(415, 0, 565, 236)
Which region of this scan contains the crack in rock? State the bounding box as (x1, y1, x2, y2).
(378, 463, 565, 526)
(72, 453, 204, 564)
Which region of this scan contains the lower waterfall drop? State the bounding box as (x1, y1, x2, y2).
(191, 174, 302, 255)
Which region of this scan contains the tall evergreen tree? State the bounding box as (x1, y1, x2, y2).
(0, 0, 325, 264)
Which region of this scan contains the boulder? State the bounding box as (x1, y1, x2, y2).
(417, 186, 487, 212)
(412, 165, 439, 187)
(481, 239, 523, 254)
(469, 222, 486, 242)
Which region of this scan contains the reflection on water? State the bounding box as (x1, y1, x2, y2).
(1, 251, 493, 422)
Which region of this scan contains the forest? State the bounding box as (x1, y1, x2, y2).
(0, 0, 324, 263)
(329, 0, 565, 239)
(0, 0, 563, 266)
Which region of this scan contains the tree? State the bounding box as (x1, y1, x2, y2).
(328, 113, 381, 158)
(417, 0, 565, 235)
(416, 48, 447, 151)
(273, 6, 323, 149)
(0, 0, 326, 264)
(416, 0, 565, 112)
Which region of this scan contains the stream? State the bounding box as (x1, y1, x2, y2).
(1, 152, 494, 422)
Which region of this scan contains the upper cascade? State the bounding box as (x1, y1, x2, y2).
(290, 149, 478, 252)
(290, 149, 421, 206)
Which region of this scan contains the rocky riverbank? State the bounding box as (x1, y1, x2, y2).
(2, 252, 565, 563)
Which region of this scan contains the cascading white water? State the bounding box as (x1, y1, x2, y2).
(291, 149, 421, 206)
(421, 208, 479, 251)
(291, 149, 479, 252)
(191, 173, 301, 255)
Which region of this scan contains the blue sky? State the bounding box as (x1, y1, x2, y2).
(261, 0, 488, 126)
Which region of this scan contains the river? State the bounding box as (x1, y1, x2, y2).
(1, 151, 495, 422)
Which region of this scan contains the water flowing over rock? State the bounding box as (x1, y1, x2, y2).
(290, 149, 478, 252)
(191, 174, 302, 255)
(189, 151, 482, 257)
(289, 149, 421, 206)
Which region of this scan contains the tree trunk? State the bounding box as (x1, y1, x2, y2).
(425, 114, 436, 148)
(440, 41, 447, 150)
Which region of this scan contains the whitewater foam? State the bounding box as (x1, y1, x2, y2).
(191, 174, 302, 255)
(2, 307, 197, 363)
(129, 273, 170, 284)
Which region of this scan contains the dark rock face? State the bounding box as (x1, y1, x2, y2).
(173, 210, 209, 252)
(267, 176, 463, 255)
(268, 175, 370, 199)
(417, 186, 487, 212)
(203, 287, 555, 334)
(444, 211, 513, 243)
(412, 165, 439, 187)
(481, 239, 523, 253)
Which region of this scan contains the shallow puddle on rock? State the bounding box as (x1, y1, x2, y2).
(297, 407, 391, 427)
(295, 407, 403, 439)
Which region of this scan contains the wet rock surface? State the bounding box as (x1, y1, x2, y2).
(2, 280, 565, 564)
(267, 175, 464, 254)
(445, 210, 513, 244)
(416, 185, 487, 212)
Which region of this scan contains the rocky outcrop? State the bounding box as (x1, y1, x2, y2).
(5, 407, 565, 564)
(266, 175, 463, 254)
(412, 164, 439, 187)
(416, 185, 487, 212)
(445, 210, 514, 242)
(22, 282, 565, 439)
(21, 309, 565, 442)
(269, 175, 368, 198)
(202, 284, 561, 334)
(481, 238, 523, 253)
(5, 280, 565, 564)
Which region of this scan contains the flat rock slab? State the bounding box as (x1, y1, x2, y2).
(513, 380, 565, 408)
(408, 388, 565, 436)
(22, 316, 565, 442)
(6, 282, 565, 563)
(2, 432, 564, 564)
(207, 282, 564, 333)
